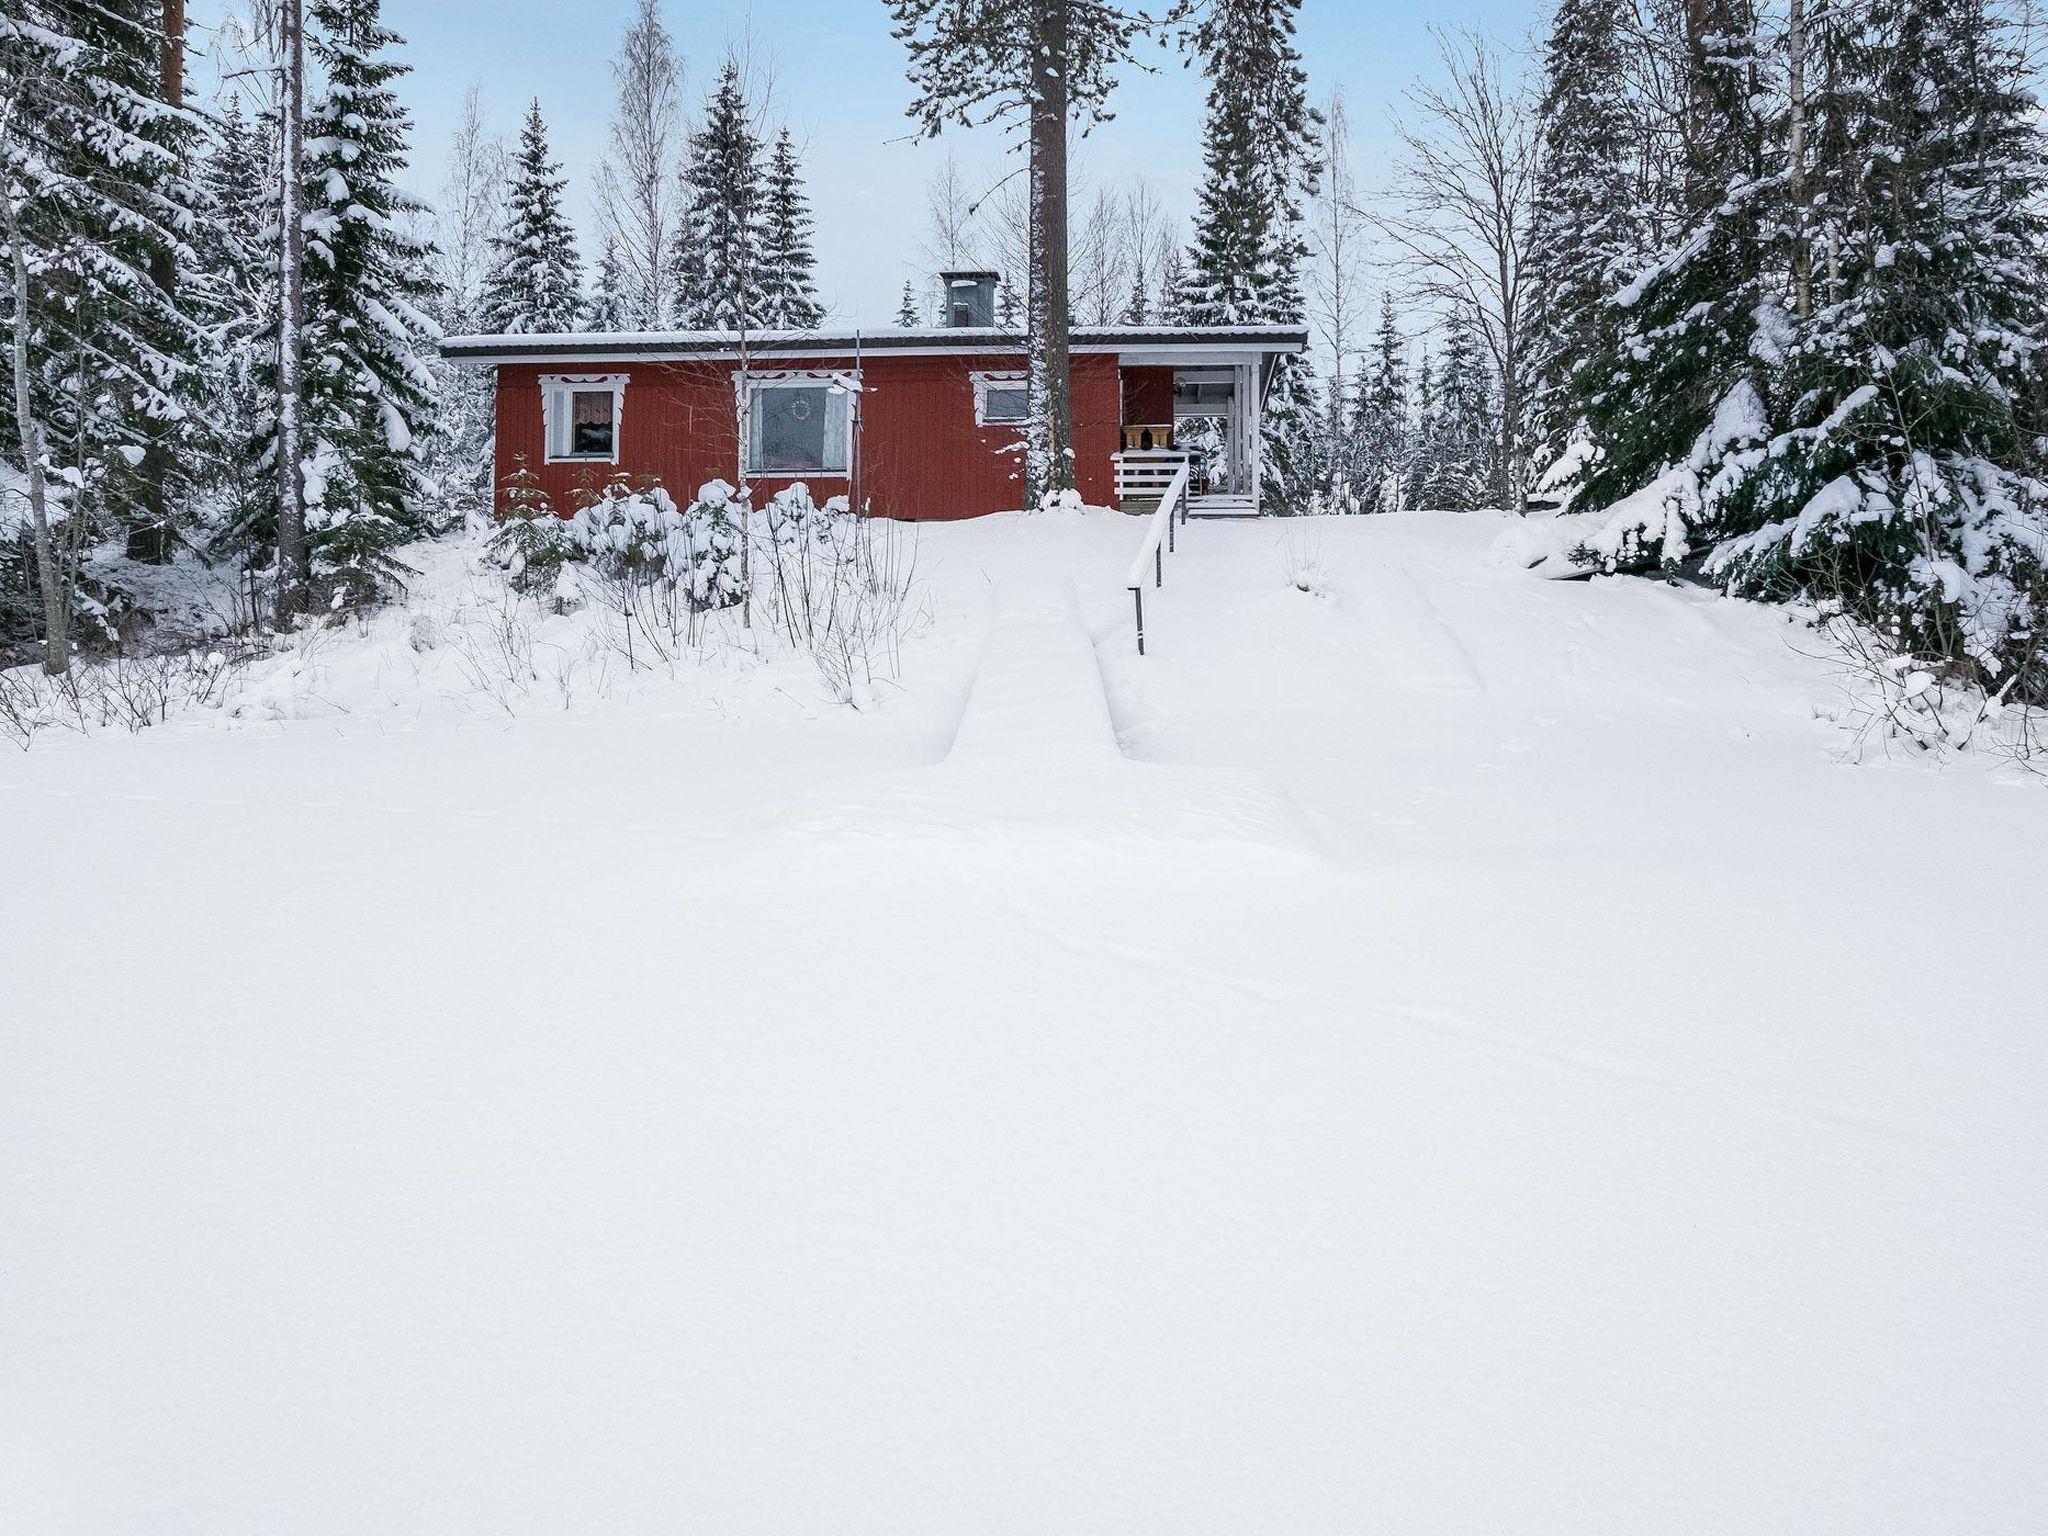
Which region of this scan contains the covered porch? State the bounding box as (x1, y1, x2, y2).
(1111, 353, 1272, 518)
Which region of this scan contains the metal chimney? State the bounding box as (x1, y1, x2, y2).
(939, 270, 999, 328)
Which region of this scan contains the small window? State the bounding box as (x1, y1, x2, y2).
(542, 374, 625, 463)
(972, 371, 1029, 427)
(745, 374, 852, 475)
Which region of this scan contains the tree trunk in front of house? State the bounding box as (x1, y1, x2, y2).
(1025, 0, 1075, 510)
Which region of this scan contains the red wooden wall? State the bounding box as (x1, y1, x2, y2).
(493, 352, 1126, 521)
(1122, 366, 1175, 428)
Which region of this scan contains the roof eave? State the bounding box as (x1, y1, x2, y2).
(439, 326, 1309, 366)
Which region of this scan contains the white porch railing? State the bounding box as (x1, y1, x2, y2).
(1112, 449, 1192, 504)
(1124, 459, 1192, 656)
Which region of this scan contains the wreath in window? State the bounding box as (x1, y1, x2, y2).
(786, 395, 813, 422)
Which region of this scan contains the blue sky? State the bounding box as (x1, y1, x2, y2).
(197, 0, 1541, 324)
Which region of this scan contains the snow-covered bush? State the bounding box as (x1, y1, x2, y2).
(570, 476, 747, 611)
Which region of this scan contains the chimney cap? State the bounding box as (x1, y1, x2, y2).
(940, 269, 1001, 286)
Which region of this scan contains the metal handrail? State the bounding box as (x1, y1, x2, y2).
(1125, 460, 1191, 655)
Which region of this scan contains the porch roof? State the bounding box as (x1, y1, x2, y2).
(440, 324, 1308, 366)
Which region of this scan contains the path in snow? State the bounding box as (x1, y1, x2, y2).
(770, 575, 1313, 852)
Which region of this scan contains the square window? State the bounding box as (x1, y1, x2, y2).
(972, 372, 1029, 428)
(542, 375, 624, 463)
(746, 378, 850, 475)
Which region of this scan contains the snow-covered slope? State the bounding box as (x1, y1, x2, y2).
(2, 512, 2042, 1535)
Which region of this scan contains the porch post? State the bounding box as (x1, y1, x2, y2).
(1243, 360, 1261, 503)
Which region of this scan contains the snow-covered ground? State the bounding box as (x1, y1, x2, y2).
(4, 510, 2043, 1534)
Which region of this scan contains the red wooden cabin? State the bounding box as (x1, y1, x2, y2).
(443, 274, 1305, 522)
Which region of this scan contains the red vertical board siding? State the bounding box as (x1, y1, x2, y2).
(1121, 367, 1175, 426)
(493, 352, 1124, 521)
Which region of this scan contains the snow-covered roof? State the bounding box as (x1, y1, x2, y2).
(440, 324, 1309, 365)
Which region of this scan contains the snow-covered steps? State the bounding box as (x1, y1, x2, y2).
(1187, 494, 1261, 519)
(767, 578, 1315, 852)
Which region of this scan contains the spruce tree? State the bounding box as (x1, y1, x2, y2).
(1121, 260, 1150, 325)
(757, 127, 824, 329)
(293, 0, 442, 602)
(1425, 309, 1500, 510)
(1577, 0, 1770, 537)
(0, 0, 208, 668)
(586, 238, 632, 331)
(1408, 349, 1438, 509)
(673, 57, 764, 331)
(896, 281, 923, 326)
(1526, 0, 1639, 469)
(1708, 0, 2048, 685)
(478, 100, 584, 334)
(1351, 294, 1411, 513)
(1173, 0, 1320, 513)
(195, 95, 279, 562)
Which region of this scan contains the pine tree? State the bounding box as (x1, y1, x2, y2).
(586, 238, 632, 330)
(896, 281, 923, 327)
(757, 127, 824, 329)
(477, 100, 583, 334)
(292, 0, 442, 603)
(889, 0, 1149, 508)
(1173, 0, 1320, 514)
(673, 57, 765, 331)
(1526, 0, 1638, 471)
(0, 0, 209, 668)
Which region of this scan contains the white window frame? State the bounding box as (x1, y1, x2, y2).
(737, 370, 857, 477)
(972, 370, 1029, 428)
(540, 373, 627, 464)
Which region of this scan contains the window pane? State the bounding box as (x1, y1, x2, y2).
(571, 389, 613, 455)
(756, 385, 829, 471)
(984, 386, 1028, 424)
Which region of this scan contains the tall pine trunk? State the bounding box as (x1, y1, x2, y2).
(274, 0, 309, 623)
(1026, 0, 1075, 509)
(129, 0, 187, 565)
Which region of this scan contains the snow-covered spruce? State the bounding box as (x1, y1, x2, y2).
(477, 100, 584, 335)
(284, 0, 443, 608)
(757, 127, 825, 330)
(1175, 0, 1320, 516)
(673, 56, 764, 331)
(1560, 0, 2048, 699)
(0, 0, 211, 670)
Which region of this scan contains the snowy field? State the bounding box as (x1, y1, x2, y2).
(3, 510, 2044, 1534)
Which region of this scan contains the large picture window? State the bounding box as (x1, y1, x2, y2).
(743, 373, 853, 475)
(972, 371, 1029, 427)
(541, 374, 626, 463)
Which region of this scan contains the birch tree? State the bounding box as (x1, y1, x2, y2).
(1378, 29, 1540, 511)
(597, 0, 684, 328)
